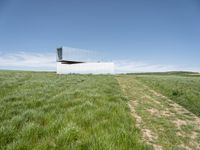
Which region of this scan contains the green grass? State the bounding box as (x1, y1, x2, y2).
(190, 74, 200, 77)
(0, 71, 148, 150)
(135, 74, 200, 116)
(117, 75, 200, 150)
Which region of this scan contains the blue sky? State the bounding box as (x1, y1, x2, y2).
(0, 0, 200, 72)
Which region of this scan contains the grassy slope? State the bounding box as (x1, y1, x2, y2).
(0, 71, 148, 150)
(135, 75, 200, 116)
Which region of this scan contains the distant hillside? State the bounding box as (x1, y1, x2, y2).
(127, 71, 199, 76)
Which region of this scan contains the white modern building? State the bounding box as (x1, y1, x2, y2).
(56, 47, 114, 74)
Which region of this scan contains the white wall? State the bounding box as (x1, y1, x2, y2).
(57, 62, 115, 74)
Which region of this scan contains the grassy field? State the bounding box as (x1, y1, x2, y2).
(0, 71, 148, 150)
(1, 71, 200, 150)
(117, 75, 200, 149)
(135, 74, 200, 116)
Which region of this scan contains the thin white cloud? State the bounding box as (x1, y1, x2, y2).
(0, 51, 55, 70)
(0, 51, 198, 73)
(114, 60, 199, 73)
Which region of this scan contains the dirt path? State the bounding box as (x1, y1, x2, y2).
(117, 76, 200, 150)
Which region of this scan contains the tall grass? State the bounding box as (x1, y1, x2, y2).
(0, 71, 148, 149)
(136, 75, 200, 116)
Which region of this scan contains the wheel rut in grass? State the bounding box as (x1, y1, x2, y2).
(117, 76, 200, 150)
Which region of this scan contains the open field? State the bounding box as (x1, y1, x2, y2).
(135, 75, 200, 116)
(0, 71, 148, 150)
(190, 74, 200, 77)
(117, 75, 200, 149)
(0, 71, 200, 149)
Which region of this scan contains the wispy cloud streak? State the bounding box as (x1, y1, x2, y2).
(0, 51, 198, 73)
(114, 60, 181, 73)
(0, 51, 55, 70)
